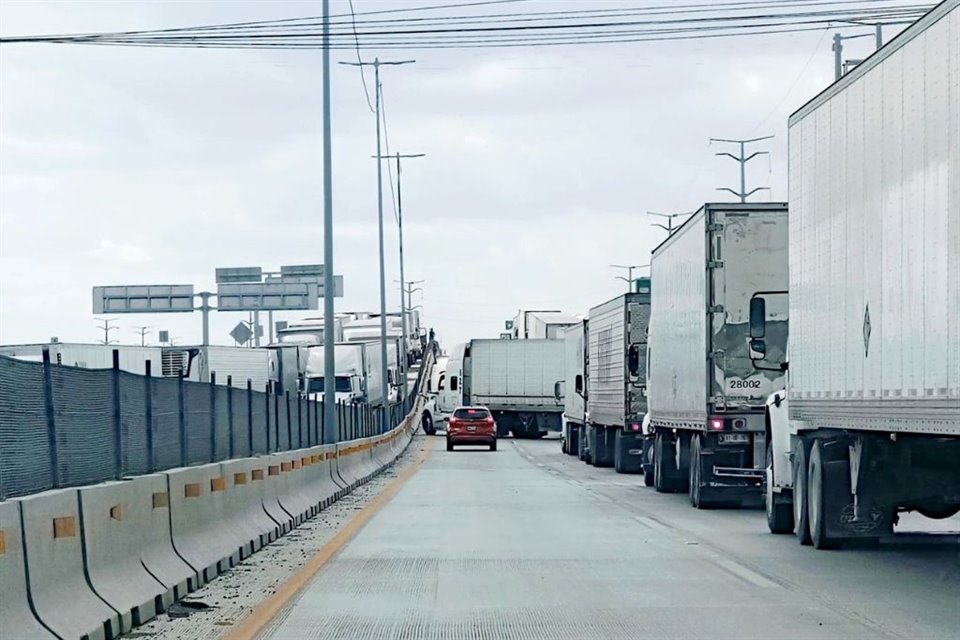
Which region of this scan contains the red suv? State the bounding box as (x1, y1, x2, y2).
(446, 406, 497, 452)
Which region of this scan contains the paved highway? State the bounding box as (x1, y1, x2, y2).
(260, 435, 960, 640)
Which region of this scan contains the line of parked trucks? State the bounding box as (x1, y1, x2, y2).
(560, 3, 959, 550)
(422, 4, 959, 551)
(0, 309, 428, 408)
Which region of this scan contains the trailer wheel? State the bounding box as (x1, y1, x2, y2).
(421, 412, 435, 435)
(765, 442, 794, 534)
(689, 434, 704, 508)
(654, 431, 678, 493)
(569, 426, 580, 457)
(793, 439, 812, 545)
(808, 440, 840, 550)
(643, 440, 655, 486)
(578, 428, 587, 462)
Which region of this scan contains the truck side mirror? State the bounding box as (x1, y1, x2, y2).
(627, 345, 640, 379)
(750, 297, 766, 338)
(554, 380, 564, 403)
(749, 338, 767, 360)
(574, 374, 583, 395)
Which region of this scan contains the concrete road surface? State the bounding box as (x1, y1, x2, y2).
(260, 435, 960, 640)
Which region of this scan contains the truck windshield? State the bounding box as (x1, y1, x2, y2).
(307, 377, 352, 394)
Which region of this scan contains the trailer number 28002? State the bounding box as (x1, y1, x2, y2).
(729, 379, 762, 389)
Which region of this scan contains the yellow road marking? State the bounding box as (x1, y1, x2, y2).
(223, 436, 433, 640)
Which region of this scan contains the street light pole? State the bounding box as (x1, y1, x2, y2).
(321, 0, 337, 443)
(341, 57, 414, 431)
(374, 152, 424, 402)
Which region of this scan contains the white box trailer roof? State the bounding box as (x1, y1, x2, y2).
(786, 1, 959, 435)
(0, 343, 162, 376)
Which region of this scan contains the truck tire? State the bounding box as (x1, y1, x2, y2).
(578, 429, 587, 462)
(643, 440, 655, 486)
(593, 427, 613, 468)
(421, 412, 435, 436)
(808, 440, 840, 550)
(569, 426, 580, 457)
(793, 440, 812, 545)
(654, 431, 679, 493)
(765, 442, 794, 534)
(689, 434, 705, 508)
(614, 430, 643, 474)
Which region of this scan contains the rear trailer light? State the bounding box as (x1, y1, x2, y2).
(709, 418, 725, 431)
(631, 423, 641, 432)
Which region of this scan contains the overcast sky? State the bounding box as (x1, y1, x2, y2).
(0, 0, 900, 348)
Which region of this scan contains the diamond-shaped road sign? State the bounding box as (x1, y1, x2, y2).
(230, 322, 253, 345)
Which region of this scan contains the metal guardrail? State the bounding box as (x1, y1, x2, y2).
(0, 342, 437, 501)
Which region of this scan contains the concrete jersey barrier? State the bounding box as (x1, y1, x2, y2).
(0, 500, 58, 639)
(14, 487, 121, 640)
(78, 478, 171, 633)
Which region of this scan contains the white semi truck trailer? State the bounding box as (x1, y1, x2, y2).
(764, 1, 960, 548)
(647, 202, 790, 507)
(558, 321, 587, 457)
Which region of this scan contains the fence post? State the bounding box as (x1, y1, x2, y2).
(178, 370, 187, 466)
(273, 391, 280, 452)
(247, 380, 254, 456)
(41, 348, 60, 487)
(285, 391, 292, 451)
(297, 395, 304, 448)
(111, 350, 123, 479)
(145, 360, 155, 473)
(209, 372, 217, 462)
(319, 400, 325, 445)
(265, 383, 272, 453)
(227, 375, 235, 459)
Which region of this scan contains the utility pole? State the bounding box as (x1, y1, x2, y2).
(831, 31, 877, 80)
(610, 264, 648, 292)
(133, 325, 152, 347)
(340, 56, 414, 430)
(399, 280, 424, 311)
(374, 151, 424, 401)
(647, 210, 694, 236)
(322, 0, 336, 444)
(710, 136, 773, 202)
(95, 318, 119, 345)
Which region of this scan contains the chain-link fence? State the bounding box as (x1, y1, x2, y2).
(0, 347, 428, 501)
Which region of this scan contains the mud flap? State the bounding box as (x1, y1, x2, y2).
(822, 457, 889, 540)
(614, 430, 645, 474)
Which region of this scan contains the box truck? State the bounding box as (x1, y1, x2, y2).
(276, 316, 345, 345)
(0, 343, 162, 376)
(557, 321, 588, 456)
(463, 339, 564, 438)
(764, 2, 960, 548)
(302, 342, 385, 406)
(161, 346, 272, 391)
(647, 202, 789, 507)
(510, 310, 581, 340)
(582, 286, 652, 474)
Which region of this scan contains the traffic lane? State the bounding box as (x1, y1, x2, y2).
(514, 438, 960, 640)
(262, 435, 899, 640)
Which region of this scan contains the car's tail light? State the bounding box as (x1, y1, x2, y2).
(709, 417, 725, 431)
(448, 418, 458, 428)
(484, 416, 494, 425)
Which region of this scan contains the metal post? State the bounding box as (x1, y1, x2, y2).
(198, 291, 212, 347)
(254, 310, 261, 347)
(833, 32, 843, 81)
(145, 360, 155, 472)
(178, 370, 187, 466)
(268, 310, 274, 344)
(710, 136, 773, 201)
(227, 375, 235, 459)
(42, 348, 61, 488)
(875, 24, 883, 49)
(285, 390, 293, 450)
(111, 349, 123, 479)
(209, 371, 217, 462)
(738, 141, 746, 203)
(247, 379, 254, 456)
(322, 0, 337, 445)
(397, 154, 408, 402)
(374, 60, 391, 432)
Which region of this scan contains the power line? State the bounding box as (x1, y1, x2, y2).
(348, 0, 376, 114)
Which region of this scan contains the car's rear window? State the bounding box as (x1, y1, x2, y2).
(454, 408, 490, 420)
